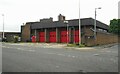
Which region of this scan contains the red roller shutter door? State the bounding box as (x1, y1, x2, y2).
(49, 31, 56, 42)
(75, 30, 80, 43)
(60, 30, 69, 43)
(39, 32, 45, 42)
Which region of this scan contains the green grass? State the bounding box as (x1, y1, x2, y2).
(67, 44, 77, 47)
(67, 44, 85, 48)
(78, 44, 85, 47)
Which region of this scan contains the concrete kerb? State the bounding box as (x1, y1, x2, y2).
(92, 43, 118, 49)
(65, 43, 118, 51)
(32, 43, 96, 50)
(3, 42, 118, 50)
(20, 43, 67, 48)
(64, 46, 96, 51)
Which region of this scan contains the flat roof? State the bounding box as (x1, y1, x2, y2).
(26, 18, 109, 30)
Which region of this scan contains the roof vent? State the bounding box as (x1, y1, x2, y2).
(40, 17, 53, 23)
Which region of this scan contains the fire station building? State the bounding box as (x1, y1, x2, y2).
(21, 14, 117, 46)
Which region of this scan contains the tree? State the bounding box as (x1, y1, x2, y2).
(14, 36, 19, 43)
(109, 19, 120, 35)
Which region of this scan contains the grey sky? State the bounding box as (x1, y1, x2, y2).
(0, 0, 119, 32)
(118, 1, 120, 19)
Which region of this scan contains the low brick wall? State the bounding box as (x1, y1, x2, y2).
(96, 32, 118, 45)
(85, 32, 118, 46)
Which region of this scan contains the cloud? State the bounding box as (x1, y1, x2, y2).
(0, 0, 119, 32)
(118, 1, 120, 19)
(0, 0, 13, 7)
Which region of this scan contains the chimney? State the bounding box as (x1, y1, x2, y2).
(58, 14, 65, 21)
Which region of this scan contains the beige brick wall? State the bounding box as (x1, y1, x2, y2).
(85, 32, 118, 46)
(96, 32, 118, 45)
(82, 26, 118, 46)
(84, 26, 93, 36)
(21, 24, 31, 42)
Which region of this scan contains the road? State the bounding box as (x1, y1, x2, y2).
(2, 43, 118, 72)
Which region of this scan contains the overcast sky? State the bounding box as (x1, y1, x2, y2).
(0, 0, 119, 32)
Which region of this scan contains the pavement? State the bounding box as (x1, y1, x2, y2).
(1, 42, 118, 72)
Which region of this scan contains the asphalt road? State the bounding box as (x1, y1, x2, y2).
(2, 43, 118, 72)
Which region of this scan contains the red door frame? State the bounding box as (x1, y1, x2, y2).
(49, 31, 56, 43)
(60, 28, 69, 43)
(39, 32, 45, 42)
(74, 30, 80, 43)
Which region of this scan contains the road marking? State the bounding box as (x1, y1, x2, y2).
(56, 66, 60, 68)
(17, 48, 24, 50)
(17, 48, 21, 49)
(93, 54, 100, 56)
(46, 52, 56, 55)
(67, 55, 76, 58)
(105, 51, 111, 52)
(2, 46, 6, 48)
(68, 55, 71, 57)
(46, 52, 77, 58)
(28, 50, 35, 52)
(7, 47, 10, 48)
(16, 48, 35, 52)
(72, 56, 75, 58)
(57, 54, 65, 56)
(2, 46, 13, 49)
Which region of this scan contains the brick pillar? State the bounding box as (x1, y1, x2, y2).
(56, 28, 58, 43)
(35, 30, 39, 42)
(56, 28, 60, 43)
(69, 27, 75, 44)
(21, 24, 31, 42)
(82, 26, 86, 44)
(34, 29, 37, 42)
(56, 28, 61, 43)
(45, 29, 49, 42)
(69, 28, 72, 43)
(73, 27, 75, 44)
(45, 29, 47, 42)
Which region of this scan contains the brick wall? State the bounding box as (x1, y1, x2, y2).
(85, 32, 118, 46)
(82, 26, 118, 46)
(95, 32, 118, 45)
(21, 24, 31, 42)
(84, 26, 93, 36)
(82, 26, 94, 45)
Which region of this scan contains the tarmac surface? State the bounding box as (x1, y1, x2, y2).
(1, 42, 118, 72)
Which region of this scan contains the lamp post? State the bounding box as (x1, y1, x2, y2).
(2, 14, 4, 39)
(64, 21, 69, 45)
(94, 7, 101, 39)
(79, 0, 81, 45)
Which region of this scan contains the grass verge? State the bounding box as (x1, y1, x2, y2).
(67, 44, 85, 48)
